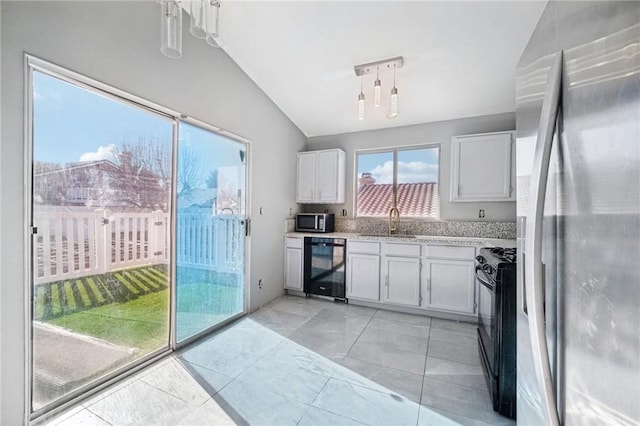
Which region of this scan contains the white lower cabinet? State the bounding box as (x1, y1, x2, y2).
(383, 256, 421, 307)
(284, 237, 303, 291)
(346, 241, 381, 301)
(423, 250, 476, 314)
(346, 253, 381, 301)
(286, 236, 479, 318)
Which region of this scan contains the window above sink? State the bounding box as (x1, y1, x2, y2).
(355, 144, 440, 220)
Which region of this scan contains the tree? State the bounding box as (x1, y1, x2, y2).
(205, 170, 218, 189)
(177, 147, 203, 196)
(110, 137, 173, 210)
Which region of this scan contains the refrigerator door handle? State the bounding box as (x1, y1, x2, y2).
(524, 50, 563, 426)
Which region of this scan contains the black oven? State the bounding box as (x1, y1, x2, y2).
(476, 247, 517, 419)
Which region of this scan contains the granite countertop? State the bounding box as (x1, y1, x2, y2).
(285, 232, 516, 248)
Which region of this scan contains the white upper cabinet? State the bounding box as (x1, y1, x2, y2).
(296, 152, 317, 203)
(450, 131, 515, 202)
(296, 149, 345, 204)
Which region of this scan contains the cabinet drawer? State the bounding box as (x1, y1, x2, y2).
(286, 237, 303, 249)
(426, 245, 475, 260)
(385, 242, 421, 257)
(348, 241, 381, 254)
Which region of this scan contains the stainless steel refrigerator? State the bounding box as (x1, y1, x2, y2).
(516, 1, 639, 424)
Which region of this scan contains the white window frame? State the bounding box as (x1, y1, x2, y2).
(354, 143, 440, 219)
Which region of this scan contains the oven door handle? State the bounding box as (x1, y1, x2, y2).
(475, 265, 495, 292)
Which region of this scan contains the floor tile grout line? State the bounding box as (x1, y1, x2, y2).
(417, 317, 432, 426)
(425, 352, 483, 369)
(348, 340, 429, 372)
(264, 302, 323, 332)
(228, 372, 320, 414)
(83, 406, 114, 426)
(373, 311, 434, 329)
(421, 405, 502, 426)
(314, 376, 409, 426)
(341, 306, 379, 358)
(423, 373, 491, 395)
(138, 361, 214, 407)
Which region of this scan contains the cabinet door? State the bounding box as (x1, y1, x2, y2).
(423, 259, 475, 313)
(284, 247, 303, 291)
(347, 253, 380, 301)
(316, 150, 343, 203)
(450, 131, 514, 202)
(383, 256, 421, 306)
(296, 152, 316, 202)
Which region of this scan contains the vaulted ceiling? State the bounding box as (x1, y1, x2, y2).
(217, 1, 547, 137)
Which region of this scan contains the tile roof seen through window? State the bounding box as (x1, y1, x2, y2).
(357, 183, 439, 217)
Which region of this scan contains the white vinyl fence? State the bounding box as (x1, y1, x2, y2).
(33, 209, 243, 285)
(176, 211, 244, 272)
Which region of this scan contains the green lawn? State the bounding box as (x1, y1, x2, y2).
(47, 289, 169, 353)
(35, 265, 243, 353)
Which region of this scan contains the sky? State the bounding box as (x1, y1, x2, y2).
(357, 147, 439, 184)
(33, 71, 172, 164)
(32, 70, 246, 191)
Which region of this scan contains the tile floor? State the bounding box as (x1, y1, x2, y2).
(44, 295, 515, 426)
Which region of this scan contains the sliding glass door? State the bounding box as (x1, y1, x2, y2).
(30, 69, 173, 411)
(28, 58, 249, 416)
(175, 122, 247, 342)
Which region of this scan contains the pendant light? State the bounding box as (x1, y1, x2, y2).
(205, 0, 225, 48)
(353, 57, 403, 121)
(387, 64, 399, 119)
(161, 0, 183, 59)
(374, 67, 381, 107)
(189, 0, 207, 39)
(358, 78, 365, 120)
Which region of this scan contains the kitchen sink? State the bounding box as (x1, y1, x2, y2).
(358, 233, 416, 238)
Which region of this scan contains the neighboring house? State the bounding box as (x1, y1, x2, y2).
(33, 158, 169, 211)
(357, 182, 439, 217)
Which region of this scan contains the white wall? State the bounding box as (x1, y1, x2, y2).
(306, 113, 517, 222)
(0, 1, 305, 423)
(0, 4, 3, 421)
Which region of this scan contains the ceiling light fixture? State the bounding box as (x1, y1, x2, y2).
(161, 0, 224, 59)
(358, 78, 365, 121)
(205, 0, 225, 48)
(160, 0, 183, 59)
(189, 0, 207, 39)
(387, 64, 399, 119)
(354, 56, 403, 120)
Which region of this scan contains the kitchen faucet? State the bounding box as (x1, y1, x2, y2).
(389, 206, 400, 235)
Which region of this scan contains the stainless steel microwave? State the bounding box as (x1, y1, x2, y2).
(295, 213, 335, 233)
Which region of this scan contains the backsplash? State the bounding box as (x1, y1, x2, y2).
(286, 218, 516, 239)
(338, 218, 516, 239)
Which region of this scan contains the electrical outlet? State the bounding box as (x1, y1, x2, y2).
(258, 278, 263, 289)
(259, 207, 264, 215)
(479, 209, 485, 218)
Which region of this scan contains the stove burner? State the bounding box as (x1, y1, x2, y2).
(487, 247, 517, 263)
